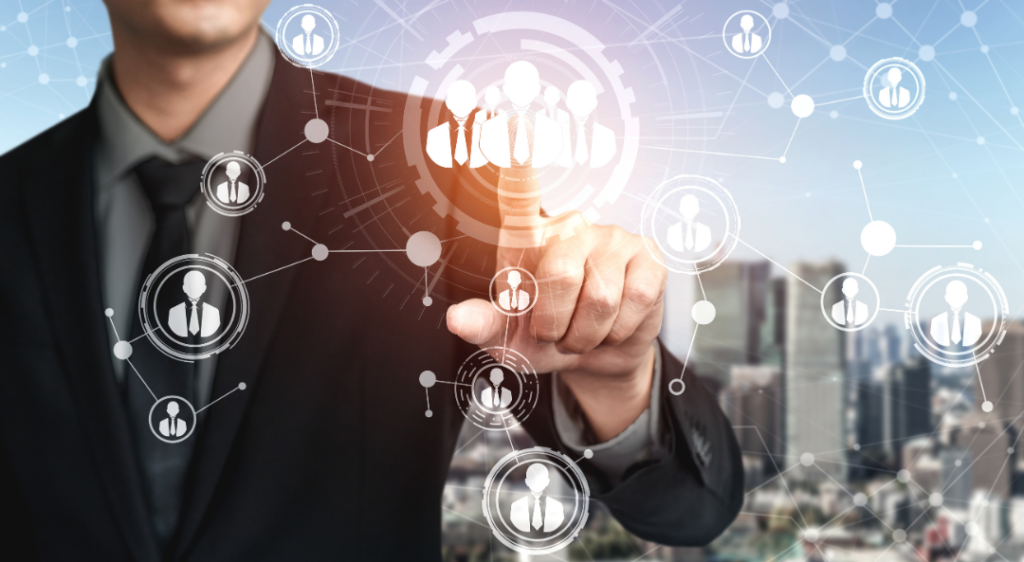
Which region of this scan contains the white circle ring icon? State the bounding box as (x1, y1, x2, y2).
(138, 254, 250, 361)
(904, 264, 1008, 368)
(482, 447, 590, 555)
(820, 272, 881, 332)
(148, 395, 197, 444)
(863, 57, 925, 120)
(275, 4, 341, 69)
(489, 266, 539, 317)
(722, 11, 772, 59)
(641, 175, 740, 275)
(200, 152, 266, 217)
(455, 347, 540, 431)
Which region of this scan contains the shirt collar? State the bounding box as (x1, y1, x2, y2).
(94, 31, 277, 189)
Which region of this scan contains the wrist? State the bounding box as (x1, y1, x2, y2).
(558, 345, 656, 442)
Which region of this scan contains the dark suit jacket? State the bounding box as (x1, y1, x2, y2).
(0, 49, 742, 561)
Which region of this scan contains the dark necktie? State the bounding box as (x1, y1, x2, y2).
(126, 156, 205, 548)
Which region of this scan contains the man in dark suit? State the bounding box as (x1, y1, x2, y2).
(0, 0, 743, 560)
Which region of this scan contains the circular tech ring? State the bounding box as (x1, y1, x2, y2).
(641, 174, 741, 275)
(454, 347, 539, 431)
(200, 151, 266, 217)
(138, 254, 250, 362)
(482, 446, 590, 555)
(403, 11, 640, 248)
(274, 4, 341, 69)
(904, 263, 1008, 368)
(148, 395, 197, 444)
(863, 57, 926, 120)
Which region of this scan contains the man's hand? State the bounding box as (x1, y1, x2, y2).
(446, 166, 667, 442)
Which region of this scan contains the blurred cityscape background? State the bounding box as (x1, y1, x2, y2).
(4, 0, 1024, 561)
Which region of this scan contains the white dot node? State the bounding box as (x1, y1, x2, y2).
(853, 160, 862, 169)
(982, 400, 994, 412)
(406, 231, 442, 267)
(977, 136, 985, 145)
(104, 308, 115, 317)
(861, 221, 897, 257)
(419, 371, 437, 388)
(979, 421, 986, 428)
(929, 493, 943, 507)
(422, 296, 433, 306)
(897, 469, 911, 483)
(584, 448, 594, 459)
(27, 45, 39, 57)
(768, 92, 785, 109)
(779, 156, 786, 164)
(973, 240, 983, 250)
(876, 3, 892, 19)
(981, 45, 989, 54)
(854, 493, 867, 506)
(791, 94, 815, 118)
(239, 382, 247, 390)
(0, 63, 5, 68)
(691, 300, 716, 325)
(66, 37, 78, 48)
(17, 12, 28, 23)
(893, 529, 906, 543)
(961, 11, 977, 27)
(830, 111, 838, 119)
(304, 118, 329, 143)
(76, 76, 87, 87)
(668, 378, 686, 396)
(955, 459, 962, 467)
(425, 410, 433, 418)
(800, 453, 814, 467)
(830, 45, 846, 61)
(953, 173, 959, 179)
(773, 3, 790, 19)
(113, 341, 133, 360)
(366, 154, 375, 162)
(65, 6, 70, 11)
(853, 443, 861, 451)
(58, 114, 65, 119)
(38, 74, 49, 85)
(919, 45, 935, 62)
(312, 243, 329, 261)
(804, 529, 818, 543)
(281, 221, 291, 231)
(1010, 447, 1016, 454)
(966, 522, 978, 536)
(1013, 107, 1020, 115)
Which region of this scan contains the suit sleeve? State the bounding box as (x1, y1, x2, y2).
(519, 341, 744, 546)
(0, 416, 41, 560)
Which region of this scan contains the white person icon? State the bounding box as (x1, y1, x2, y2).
(426, 80, 486, 168)
(291, 14, 324, 56)
(479, 61, 563, 168)
(168, 270, 221, 338)
(510, 463, 564, 533)
(216, 161, 250, 204)
(479, 367, 513, 409)
(667, 194, 711, 253)
(559, 80, 616, 169)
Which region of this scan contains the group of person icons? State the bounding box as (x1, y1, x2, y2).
(426, 61, 617, 170)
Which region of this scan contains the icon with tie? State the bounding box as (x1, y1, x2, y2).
(723, 11, 772, 59)
(557, 80, 617, 169)
(454, 348, 539, 431)
(168, 270, 222, 338)
(275, 4, 340, 69)
(863, 58, 926, 120)
(490, 267, 538, 317)
(483, 447, 590, 555)
(425, 80, 486, 169)
(819, 272, 879, 332)
(139, 254, 251, 361)
(148, 395, 197, 444)
(929, 280, 982, 347)
(478, 61, 564, 169)
(667, 194, 712, 253)
(201, 152, 266, 217)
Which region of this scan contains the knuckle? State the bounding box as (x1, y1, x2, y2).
(625, 281, 660, 309)
(580, 286, 618, 313)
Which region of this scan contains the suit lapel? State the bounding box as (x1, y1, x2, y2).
(22, 106, 159, 561)
(176, 53, 325, 554)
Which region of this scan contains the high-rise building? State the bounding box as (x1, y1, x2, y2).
(941, 447, 973, 510)
(976, 322, 1024, 434)
(691, 261, 770, 386)
(786, 261, 846, 482)
(888, 357, 933, 466)
(721, 365, 783, 464)
(953, 415, 1011, 501)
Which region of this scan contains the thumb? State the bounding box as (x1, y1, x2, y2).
(446, 299, 504, 345)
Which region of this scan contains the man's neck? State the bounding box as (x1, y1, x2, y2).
(110, 26, 260, 142)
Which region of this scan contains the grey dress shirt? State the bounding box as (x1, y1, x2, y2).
(92, 31, 661, 480)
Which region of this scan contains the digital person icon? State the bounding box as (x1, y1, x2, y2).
(731, 14, 763, 55)
(561, 80, 616, 169)
(510, 463, 565, 533)
(425, 80, 486, 168)
(291, 14, 325, 56)
(830, 278, 870, 327)
(216, 161, 250, 204)
(498, 270, 531, 312)
(168, 270, 222, 338)
(158, 401, 188, 438)
(878, 67, 911, 109)
(479, 367, 513, 409)
(667, 194, 712, 253)
(479, 61, 563, 168)
(929, 280, 982, 347)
